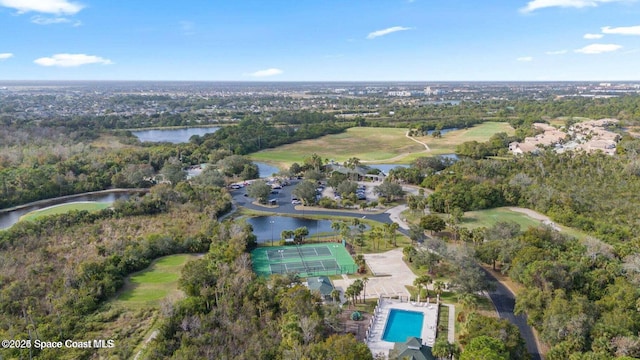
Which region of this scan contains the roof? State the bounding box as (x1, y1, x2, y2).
(306, 276, 334, 296)
(391, 337, 435, 360)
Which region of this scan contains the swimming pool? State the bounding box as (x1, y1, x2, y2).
(382, 309, 424, 342)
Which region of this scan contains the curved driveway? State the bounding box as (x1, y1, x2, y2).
(481, 268, 542, 360)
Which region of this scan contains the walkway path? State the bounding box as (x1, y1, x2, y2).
(443, 304, 456, 343)
(405, 131, 431, 151)
(385, 204, 410, 230)
(332, 248, 415, 299)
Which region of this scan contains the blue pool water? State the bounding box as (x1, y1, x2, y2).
(382, 309, 424, 342)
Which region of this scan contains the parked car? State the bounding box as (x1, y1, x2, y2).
(292, 199, 302, 205)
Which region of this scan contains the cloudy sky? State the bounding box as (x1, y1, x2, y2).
(0, 0, 639, 81)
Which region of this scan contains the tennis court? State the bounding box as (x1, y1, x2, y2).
(251, 243, 358, 277)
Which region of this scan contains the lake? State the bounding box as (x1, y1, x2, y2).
(255, 162, 281, 178)
(0, 192, 135, 230)
(131, 127, 220, 143)
(246, 216, 336, 244)
(427, 127, 458, 136)
(369, 164, 409, 174)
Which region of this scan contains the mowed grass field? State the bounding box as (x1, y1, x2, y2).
(250, 122, 515, 167)
(114, 254, 199, 308)
(251, 127, 423, 167)
(461, 207, 589, 240)
(461, 207, 543, 230)
(408, 122, 515, 160)
(20, 202, 111, 222)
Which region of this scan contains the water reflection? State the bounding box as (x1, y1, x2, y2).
(131, 127, 220, 143)
(0, 192, 133, 230)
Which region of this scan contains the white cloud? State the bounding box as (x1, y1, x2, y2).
(546, 49, 568, 54)
(30, 15, 80, 26)
(520, 0, 627, 13)
(584, 33, 604, 39)
(246, 68, 283, 77)
(0, 0, 84, 15)
(574, 43, 622, 54)
(34, 53, 113, 67)
(366, 26, 412, 39)
(0, 53, 14, 60)
(602, 25, 640, 35)
(517, 56, 534, 61)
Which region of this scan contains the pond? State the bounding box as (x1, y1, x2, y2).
(0, 192, 135, 230)
(426, 127, 458, 136)
(440, 153, 460, 161)
(131, 127, 220, 143)
(255, 162, 281, 178)
(369, 164, 409, 174)
(246, 216, 338, 244)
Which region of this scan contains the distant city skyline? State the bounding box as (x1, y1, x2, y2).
(1, 0, 639, 81)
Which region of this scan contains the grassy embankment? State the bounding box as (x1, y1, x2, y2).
(251, 122, 514, 168)
(19, 202, 111, 222)
(114, 254, 198, 307)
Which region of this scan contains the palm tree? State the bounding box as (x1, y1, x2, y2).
(354, 254, 366, 273)
(413, 275, 432, 303)
(331, 221, 343, 241)
(352, 279, 364, 304)
(390, 222, 399, 247)
(457, 293, 478, 312)
(281, 230, 294, 244)
(362, 276, 369, 303)
(369, 225, 384, 250)
(330, 289, 341, 304)
(345, 287, 355, 308)
(432, 338, 456, 360)
(433, 280, 445, 303)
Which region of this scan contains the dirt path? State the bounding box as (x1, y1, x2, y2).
(359, 131, 431, 164)
(133, 329, 158, 360)
(405, 131, 431, 151)
(507, 207, 560, 231)
(506, 207, 550, 221)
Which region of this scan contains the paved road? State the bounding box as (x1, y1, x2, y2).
(482, 268, 542, 360)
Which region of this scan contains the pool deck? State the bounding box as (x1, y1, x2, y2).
(365, 297, 439, 357)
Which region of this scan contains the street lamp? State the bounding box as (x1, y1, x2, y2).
(270, 220, 275, 247)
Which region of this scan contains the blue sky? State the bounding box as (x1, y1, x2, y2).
(0, 0, 639, 81)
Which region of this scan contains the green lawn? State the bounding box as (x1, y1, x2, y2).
(114, 254, 199, 307)
(250, 127, 425, 167)
(410, 122, 515, 157)
(19, 202, 111, 222)
(460, 207, 589, 239)
(461, 207, 542, 230)
(251, 122, 515, 167)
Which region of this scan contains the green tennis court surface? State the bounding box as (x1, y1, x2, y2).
(251, 243, 357, 277)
